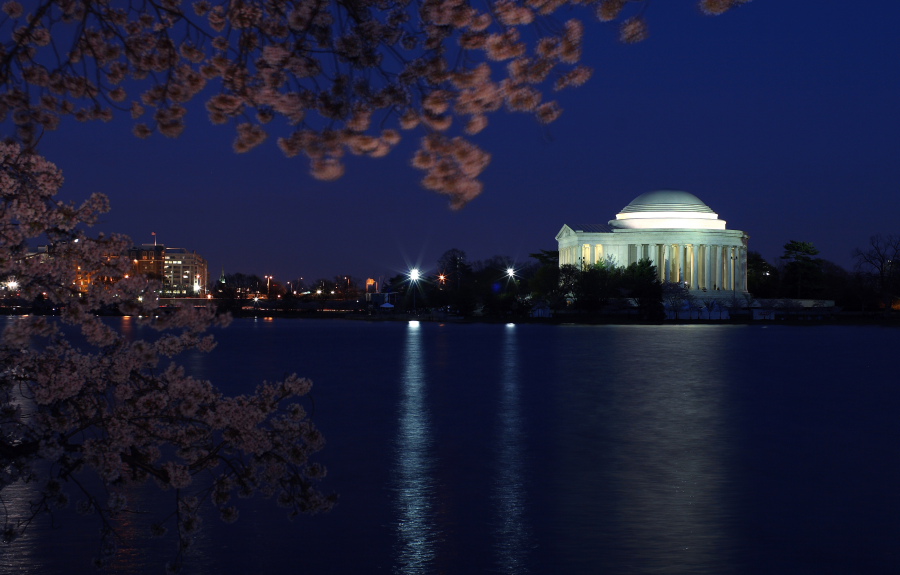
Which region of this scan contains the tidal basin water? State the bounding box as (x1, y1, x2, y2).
(3, 319, 900, 574)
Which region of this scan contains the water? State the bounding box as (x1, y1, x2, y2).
(2, 319, 900, 574)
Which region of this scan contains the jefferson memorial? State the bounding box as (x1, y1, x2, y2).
(556, 190, 749, 295)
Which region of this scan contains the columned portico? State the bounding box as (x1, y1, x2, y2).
(556, 190, 750, 298)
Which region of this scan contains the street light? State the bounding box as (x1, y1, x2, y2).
(506, 267, 519, 293)
(265, 275, 272, 297)
(409, 268, 420, 314)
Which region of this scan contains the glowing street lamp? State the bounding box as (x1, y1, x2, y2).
(506, 266, 519, 294)
(409, 268, 420, 314)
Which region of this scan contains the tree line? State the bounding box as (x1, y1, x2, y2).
(750, 237, 900, 312)
(376, 236, 900, 319)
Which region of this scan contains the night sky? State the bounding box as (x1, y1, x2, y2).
(37, 1, 900, 286)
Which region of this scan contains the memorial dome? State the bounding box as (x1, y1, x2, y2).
(619, 190, 715, 214)
(610, 190, 726, 230)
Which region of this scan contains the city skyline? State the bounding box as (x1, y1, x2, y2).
(33, 1, 900, 283)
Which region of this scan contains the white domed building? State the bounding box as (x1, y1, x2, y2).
(556, 191, 749, 295)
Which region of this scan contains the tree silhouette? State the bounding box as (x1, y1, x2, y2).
(781, 240, 822, 298)
(853, 233, 900, 312)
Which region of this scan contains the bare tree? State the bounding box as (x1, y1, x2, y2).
(853, 233, 900, 312)
(661, 281, 688, 319)
(687, 292, 701, 319)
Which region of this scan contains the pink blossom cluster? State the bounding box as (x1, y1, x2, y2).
(0, 0, 745, 208)
(0, 143, 333, 572)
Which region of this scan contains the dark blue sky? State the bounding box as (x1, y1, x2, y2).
(38, 1, 900, 285)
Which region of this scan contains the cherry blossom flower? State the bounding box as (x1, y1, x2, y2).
(0, 0, 741, 209)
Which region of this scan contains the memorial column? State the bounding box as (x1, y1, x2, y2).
(699, 245, 707, 290)
(692, 244, 699, 288)
(725, 246, 732, 291)
(714, 245, 722, 290)
(656, 244, 664, 281)
(669, 244, 682, 282)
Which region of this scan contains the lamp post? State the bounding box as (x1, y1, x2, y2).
(506, 267, 516, 289)
(409, 268, 420, 315)
(265, 275, 272, 298)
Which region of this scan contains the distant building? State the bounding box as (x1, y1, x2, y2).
(162, 248, 208, 296)
(128, 244, 166, 281)
(556, 190, 749, 296)
(127, 244, 208, 296)
(30, 243, 120, 294)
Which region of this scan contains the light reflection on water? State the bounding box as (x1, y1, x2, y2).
(609, 328, 731, 574)
(0, 480, 44, 575)
(492, 323, 528, 574)
(552, 325, 734, 574)
(393, 320, 438, 574)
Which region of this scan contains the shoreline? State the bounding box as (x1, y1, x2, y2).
(4, 306, 898, 327)
(226, 310, 900, 327)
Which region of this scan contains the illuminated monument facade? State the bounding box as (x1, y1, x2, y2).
(556, 190, 749, 294)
